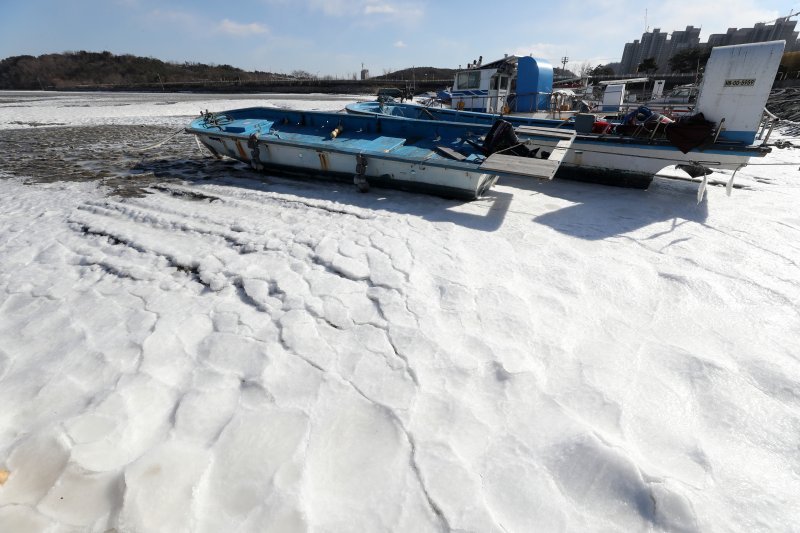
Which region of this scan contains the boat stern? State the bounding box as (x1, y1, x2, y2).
(696, 40, 785, 145)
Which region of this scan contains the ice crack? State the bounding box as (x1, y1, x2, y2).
(335, 375, 450, 532)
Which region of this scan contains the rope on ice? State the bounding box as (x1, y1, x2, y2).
(136, 127, 185, 154)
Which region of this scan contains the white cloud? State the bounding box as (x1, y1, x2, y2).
(508, 43, 619, 72)
(365, 4, 397, 15)
(302, 0, 423, 23)
(511, 43, 569, 65)
(394, 40, 407, 48)
(217, 19, 269, 36)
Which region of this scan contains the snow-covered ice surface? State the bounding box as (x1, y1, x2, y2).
(0, 91, 356, 130)
(0, 91, 799, 532)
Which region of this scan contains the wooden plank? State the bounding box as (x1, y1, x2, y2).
(479, 154, 559, 180)
(434, 145, 467, 161)
(543, 136, 575, 165)
(515, 125, 576, 140)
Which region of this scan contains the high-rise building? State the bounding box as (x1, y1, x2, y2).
(620, 26, 700, 73)
(620, 28, 669, 73)
(707, 17, 799, 49)
(620, 18, 798, 74)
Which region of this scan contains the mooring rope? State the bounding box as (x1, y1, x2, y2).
(137, 127, 186, 154)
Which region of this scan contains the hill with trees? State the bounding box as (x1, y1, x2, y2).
(1, 51, 584, 91)
(373, 66, 456, 82)
(1, 51, 458, 90)
(0, 51, 290, 90)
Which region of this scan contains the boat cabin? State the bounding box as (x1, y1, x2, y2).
(450, 55, 553, 114)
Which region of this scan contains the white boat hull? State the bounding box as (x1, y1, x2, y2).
(194, 132, 500, 200)
(516, 134, 760, 187)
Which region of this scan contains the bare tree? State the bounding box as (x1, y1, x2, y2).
(290, 69, 314, 79)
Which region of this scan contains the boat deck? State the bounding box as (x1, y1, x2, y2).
(188, 107, 577, 181)
(203, 114, 489, 164)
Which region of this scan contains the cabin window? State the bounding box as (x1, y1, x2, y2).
(491, 77, 498, 90)
(499, 76, 509, 90)
(457, 71, 481, 89)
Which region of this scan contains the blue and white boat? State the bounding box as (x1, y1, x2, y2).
(185, 107, 576, 200)
(448, 55, 553, 115)
(347, 40, 786, 191)
(346, 100, 569, 129)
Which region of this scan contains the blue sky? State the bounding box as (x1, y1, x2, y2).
(1, 0, 798, 76)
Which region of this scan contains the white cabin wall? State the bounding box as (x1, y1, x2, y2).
(601, 84, 625, 112)
(450, 68, 498, 112)
(651, 80, 666, 99)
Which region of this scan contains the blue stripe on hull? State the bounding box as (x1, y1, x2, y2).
(451, 90, 489, 96)
(716, 131, 757, 144)
(571, 136, 764, 158)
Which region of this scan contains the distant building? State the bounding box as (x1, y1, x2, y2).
(620, 26, 700, 74)
(620, 17, 799, 74)
(707, 16, 799, 50)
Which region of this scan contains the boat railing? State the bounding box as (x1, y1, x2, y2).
(713, 118, 726, 143)
(615, 102, 694, 118)
(757, 107, 779, 145)
(508, 91, 569, 116)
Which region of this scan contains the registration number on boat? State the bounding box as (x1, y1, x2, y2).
(723, 78, 756, 87)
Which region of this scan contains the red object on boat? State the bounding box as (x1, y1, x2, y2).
(592, 121, 611, 134)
